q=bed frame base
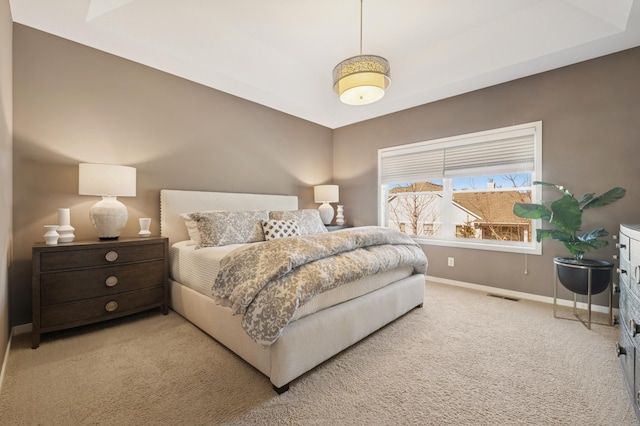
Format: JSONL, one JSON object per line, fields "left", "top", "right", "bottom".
{"left": 170, "top": 274, "right": 425, "bottom": 393}
{"left": 272, "top": 300, "right": 425, "bottom": 394}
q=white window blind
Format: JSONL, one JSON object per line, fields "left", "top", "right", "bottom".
{"left": 379, "top": 122, "right": 539, "bottom": 184}
{"left": 380, "top": 150, "right": 444, "bottom": 184}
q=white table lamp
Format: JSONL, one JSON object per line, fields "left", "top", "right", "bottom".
{"left": 79, "top": 163, "right": 136, "bottom": 240}
{"left": 314, "top": 185, "right": 339, "bottom": 225}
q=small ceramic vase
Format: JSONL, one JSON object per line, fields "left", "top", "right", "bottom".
{"left": 43, "top": 225, "right": 59, "bottom": 245}
{"left": 336, "top": 205, "right": 345, "bottom": 226}
{"left": 139, "top": 218, "right": 151, "bottom": 238}
{"left": 57, "top": 208, "right": 75, "bottom": 243}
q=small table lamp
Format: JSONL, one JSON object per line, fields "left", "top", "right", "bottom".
{"left": 314, "top": 185, "right": 339, "bottom": 225}
{"left": 79, "top": 163, "right": 136, "bottom": 240}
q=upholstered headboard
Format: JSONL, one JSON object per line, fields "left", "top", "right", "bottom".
{"left": 160, "top": 189, "right": 299, "bottom": 246}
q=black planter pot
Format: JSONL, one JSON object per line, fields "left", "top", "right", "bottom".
{"left": 553, "top": 257, "right": 614, "bottom": 296}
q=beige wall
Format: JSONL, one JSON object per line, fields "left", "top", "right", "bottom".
{"left": 0, "top": 0, "right": 12, "bottom": 367}
{"left": 10, "top": 23, "right": 640, "bottom": 326}
{"left": 11, "top": 25, "right": 333, "bottom": 326}
{"left": 334, "top": 47, "right": 640, "bottom": 303}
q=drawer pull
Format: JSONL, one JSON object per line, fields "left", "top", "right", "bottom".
{"left": 105, "top": 251, "right": 119, "bottom": 262}
{"left": 632, "top": 319, "right": 640, "bottom": 337}
{"left": 635, "top": 266, "right": 640, "bottom": 284}
{"left": 616, "top": 342, "right": 627, "bottom": 357}
{"left": 105, "top": 301, "right": 119, "bottom": 312}
{"left": 105, "top": 276, "right": 119, "bottom": 287}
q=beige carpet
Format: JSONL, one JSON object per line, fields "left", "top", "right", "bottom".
{"left": 0, "top": 281, "right": 636, "bottom": 425}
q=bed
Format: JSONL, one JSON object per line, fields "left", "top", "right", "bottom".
{"left": 160, "top": 189, "right": 427, "bottom": 393}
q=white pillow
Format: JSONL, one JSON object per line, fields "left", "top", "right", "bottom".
{"left": 180, "top": 212, "right": 205, "bottom": 245}
{"left": 261, "top": 219, "right": 300, "bottom": 240}
{"left": 268, "top": 210, "right": 327, "bottom": 235}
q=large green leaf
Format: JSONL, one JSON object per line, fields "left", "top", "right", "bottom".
{"left": 577, "top": 227, "right": 609, "bottom": 242}
{"left": 582, "top": 187, "right": 626, "bottom": 210}
{"left": 576, "top": 193, "right": 594, "bottom": 205}
{"left": 513, "top": 203, "right": 551, "bottom": 220}
{"left": 564, "top": 240, "right": 609, "bottom": 259}
{"left": 564, "top": 243, "right": 586, "bottom": 259}
{"left": 559, "top": 229, "right": 609, "bottom": 259}
{"left": 536, "top": 229, "right": 571, "bottom": 243}
{"left": 548, "top": 195, "right": 581, "bottom": 234}
{"left": 564, "top": 245, "right": 579, "bottom": 259}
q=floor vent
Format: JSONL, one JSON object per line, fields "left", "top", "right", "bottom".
{"left": 487, "top": 293, "right": 520, "bottom": 302}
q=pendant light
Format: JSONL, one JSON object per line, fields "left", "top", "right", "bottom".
{"left": 332, "top": 0, "right": 391, "bottom": 106}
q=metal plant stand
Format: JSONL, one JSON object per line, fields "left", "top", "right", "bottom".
{"left": 553, "top": 258, "right": 613, "bottom": 329}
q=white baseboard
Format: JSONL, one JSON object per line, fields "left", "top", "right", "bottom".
{"left": 12, "top": 323, "right": 32, "bottom": 335}
{"left": 0, "top": 323, "right": 33, "bottom": 395}
{"left": 0, "top": 328, "right": 13, "bottom": 396}
{"left": 427, "top": 275, "right": 619, "bottom": 316}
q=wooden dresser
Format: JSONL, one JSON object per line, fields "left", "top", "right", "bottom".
{"left": 617, "top": 224, "right": 640, "bottom": 419}
{"left": 32, "top": 236, "right": 169, "bottom": 348}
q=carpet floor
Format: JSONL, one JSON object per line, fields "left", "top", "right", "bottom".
{"left": 0, "top": 281, "right": 636, "bottom": 425}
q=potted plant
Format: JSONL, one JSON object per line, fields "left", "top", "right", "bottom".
{"left": 513, "top": 181, "right": 626, "bottom": 295}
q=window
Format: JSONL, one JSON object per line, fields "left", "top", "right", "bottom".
{"left": 378, "top": 121, "right": 542, "bottom": 254}
{"left": 422, "top": 223, "right": 435, "bottom": 236}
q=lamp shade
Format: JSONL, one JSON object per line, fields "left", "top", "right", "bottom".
{"left": 314, "top": 185, "right": 339, "bottom": 203}
{"left": 79, "top": 163, "right": 136, "bottom": 197}
{"left": 79, "top": 163, "right": 136, "bottom": 240}
{"left": 332, "top": 55, "right": 391, "bottom": 106}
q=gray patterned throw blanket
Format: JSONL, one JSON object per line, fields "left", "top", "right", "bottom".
{"left": 213, "top": 226, "right": 428, "bottom": 346}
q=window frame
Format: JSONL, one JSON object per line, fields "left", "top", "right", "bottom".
{"left": 378, "top": 121, "right": 542, "bottom": 255}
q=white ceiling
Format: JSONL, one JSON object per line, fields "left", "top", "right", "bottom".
{"left": 10, "top": 0, "right": 640, "bottom": 129}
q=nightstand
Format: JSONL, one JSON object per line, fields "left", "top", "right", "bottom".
{"left": 325, "top": 225, "right": 353, "bottom": 232}
{"left": 32, "top": 236, "right": 169, "bottom": 348}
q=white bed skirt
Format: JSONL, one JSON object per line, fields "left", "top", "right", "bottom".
{"left": 170, "top": 274, "right": 426, "bottom": 389}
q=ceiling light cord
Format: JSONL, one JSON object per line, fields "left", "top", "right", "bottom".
{"left": 359, "top": 0, "right": 363, "bottom": 55}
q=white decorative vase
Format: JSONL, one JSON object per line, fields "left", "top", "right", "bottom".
{"left": 336, "top": 205, "right": 345, "bottom": 226}
{"left": 43, "top": 225, "right": 59, "bottom": 245}
{"left": 138, "top": 218, "right": 151, "bottom": 238}
{"left": 57, "top": 208, "right": 75, "bottom": 243}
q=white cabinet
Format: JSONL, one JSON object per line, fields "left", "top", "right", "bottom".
{"left": 618, "top": 224, "right": 640, "bottom": 419}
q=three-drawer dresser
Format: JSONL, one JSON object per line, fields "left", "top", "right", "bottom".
{"left": 32, "top": 236, "right": 169, "bottom": 348}
{"left": 617, "top": 224, "right": 640, "bottom": 419}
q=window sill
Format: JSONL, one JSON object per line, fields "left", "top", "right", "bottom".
{"left": 411, "top": 236, "right": 541, "bottom": 255}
